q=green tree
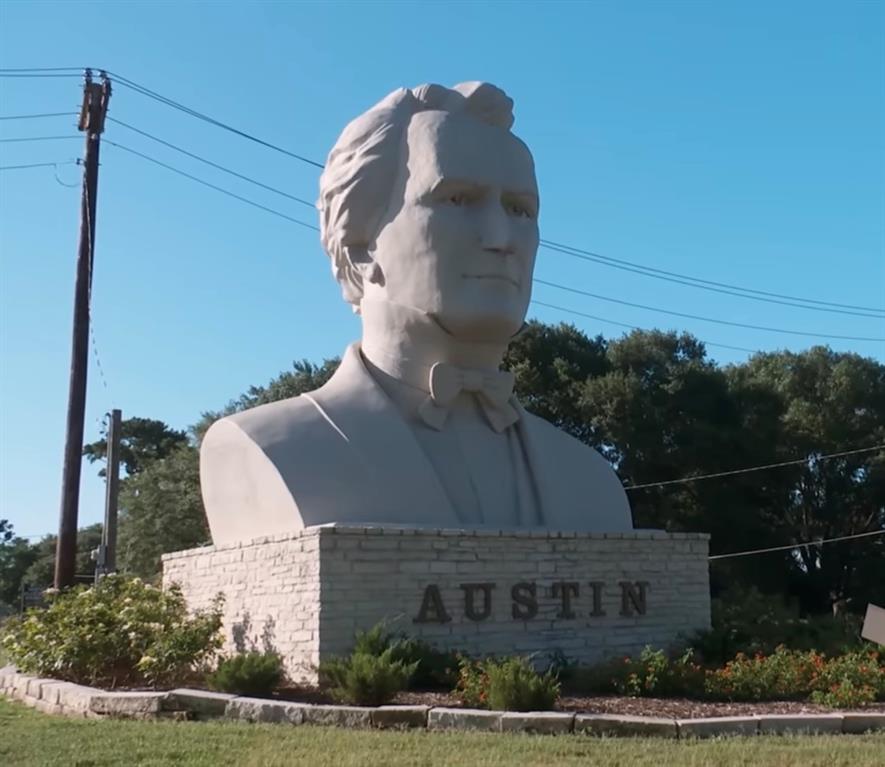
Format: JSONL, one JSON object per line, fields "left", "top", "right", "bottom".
{"left": 729, "top": 347, "right": 885, "bottom": 614}
{"left": 505, "top": 321, "right": 608, "bottom": 445}
{"left": 117, "top": 445, "right": 208, "bottom": 580}
{"left": 22, "top": 524, "right": 103, "bottom": 590}
{"left": 83, "top": 417, "right": 189, "bottom": 477}
{"left": 0, "top": 521, "right": 39, "bottom": 609}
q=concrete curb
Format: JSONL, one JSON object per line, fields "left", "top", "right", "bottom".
{"left": 576, "top": 713, "right": 678, "bottom": 738}
{"left": 676, "top": 716, "right": 760, "bottom": 738}
{"left": 1, "top": 668, "right": 884, "bottom": 737}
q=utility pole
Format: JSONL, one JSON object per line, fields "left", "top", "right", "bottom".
{"left": 55, "top": 69, "right": 111, "bottom": 589}
{"left": 95, "top": 408, "right": 122, "bottom": 582}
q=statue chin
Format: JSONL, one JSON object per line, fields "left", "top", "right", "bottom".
{"left": 434, "top": 308, "right": 526, "bottom": 344}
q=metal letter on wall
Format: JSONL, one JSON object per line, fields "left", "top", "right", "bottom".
{"left": 552, "top": 581, "right": 579, "bottom": 619}
{"left": 460, "top": 582, "right": 495, "bottom": 621}
{"left": 414, "top": 585, "right": 452, "bottom": 624}
{"left": 619, "top": 581, "right": 649, "bottom": 617}
{"left": 511, "top": 581, "right": 538, "bottom": 620}
{"left": 589, "top": 581, "right": 606, "bottom": 617}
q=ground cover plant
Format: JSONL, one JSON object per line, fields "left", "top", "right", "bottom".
{"left": 0, "top": 575, "right": 223, "bottom": 688}
{"left": 2, "top": 698, "right": 885, "bottom": 767}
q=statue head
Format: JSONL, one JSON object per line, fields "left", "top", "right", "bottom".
{"left": 318, "top": 82, "right": 539, "bottom": 343}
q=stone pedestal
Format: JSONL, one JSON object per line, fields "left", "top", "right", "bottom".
{"left": 162, "top": 525, "right": 710, "bottom": 683}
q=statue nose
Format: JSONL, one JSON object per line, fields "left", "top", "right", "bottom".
{"left": 480, "top": 203, "right": 515, "bottom": 255}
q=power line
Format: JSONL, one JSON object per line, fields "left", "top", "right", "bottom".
{"left": 530, "top": 299, "right": 758, "bottom": 354}
{"left": 709, "top": 530, "right": 884, "bottom": 561}
{"left": 534, "top": 278, "right": 885, "bottom": 343}
{"left": 0, "top": 67, "right": 84, "bottom": 73}
{"left": 102, "top": 136, "right": 882, "bottom": 346}
{"left": 0, "top": 112, "right": 77, "bottom": 121}
{"left": 103, "top": 140, "right": 319, "bottom": 232}
{"left": 0, "top": 135, "right": 80, "bottom": 143}
{"left": 105, "top": 117, "right": 316, "bottom": 209}
{"left": 0, "top": 160, "right": 76, "bottom": 171}
{"left": 540, "top": 240, "right": 885, "bottom": 319}
{"left": 107, "top": 72, "right": 325, "bottom": 169}
{"left": 624, "top": 445, "right": 885, "bottom": 491}
{"left": 110, "top": 73, "right": 883, "bottom": 318}
{"left": 6, "top": 67, "right": 882, "bottom": 320}
{"left": 541, "top": 238, "right": 885, "bottom": 316}
{"left": 0, "top": 72, "right": 83, "bottom": 79}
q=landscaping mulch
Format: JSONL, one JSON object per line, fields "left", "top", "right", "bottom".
{"left": 275, "top": 687, "right": 885, "bottom": 719}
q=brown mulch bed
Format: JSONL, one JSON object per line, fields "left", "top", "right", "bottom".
{"left": 275, "top": 687, "right": 885, "bottom": 718}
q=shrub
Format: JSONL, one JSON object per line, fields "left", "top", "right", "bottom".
{"left": 389, "top": 637, "right": 459, "bottom": 690}
{"left": 692, "top": 587, "right": 864, "bottom": 664}
{"left": 349, "top": 622, "right": 459, "bottom": 690}
{"left": 808, "top": 649, "right": 884, "bottom": 708}
{"left": 704, "top": 646, "right": 884, "bottom": 707}
{"left": 0, "top": 575, "right": 223, "bottom": 688}
{"left": 209, "top": 651, "right": 284, "bottom": 697}
{"left": 568, "top": 647, "right": 705, "bottom": 699}
{"left": 320, "top": 646, "right": 418, "bottom": 706}
{"left": 456, "top": 656, "right": 560, "bottom": 711}
{"left": 704, "top": 646, "right": 817, "bottom": 701}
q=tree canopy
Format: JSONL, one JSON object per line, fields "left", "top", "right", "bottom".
{"left": 5, "top": 325, "right": 882, "bottom": 617}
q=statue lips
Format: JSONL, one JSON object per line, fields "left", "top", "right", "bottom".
{"left": 462, "top": 272, "right": 522, "bottom": 289}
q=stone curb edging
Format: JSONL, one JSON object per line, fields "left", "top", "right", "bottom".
{"left": 2, "top": 667, "right": 884, "bottom": 737}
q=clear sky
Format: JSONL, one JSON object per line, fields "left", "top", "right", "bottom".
{"left": 1, "top": 1, "right": 883, "bottom": 542}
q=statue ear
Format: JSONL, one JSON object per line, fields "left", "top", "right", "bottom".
{"left": 344, "top": 245, "right": 384, "bottom": 286}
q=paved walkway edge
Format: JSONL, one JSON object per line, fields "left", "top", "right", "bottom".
{"left": 2, "top": 666, "right": 883, "bottom": 737}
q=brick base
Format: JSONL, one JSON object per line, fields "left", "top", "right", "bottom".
{"left": 162, "top": 525, "right": 711, "bottom": 683}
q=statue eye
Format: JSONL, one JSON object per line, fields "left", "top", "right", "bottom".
{"left": 448, "top": 193, "right": 467, "bottom": 206}
{"left": 507, "top": 202, "right": 530, "bottom": 218}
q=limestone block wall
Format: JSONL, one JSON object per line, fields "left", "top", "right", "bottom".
{"left": 163, "top": 526, "right": 710, "bottom": 683}
{"left": 162, "top": 532, "right": 322, "bottom": 680}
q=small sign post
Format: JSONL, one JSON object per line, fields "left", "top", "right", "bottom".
{"left": 861, "top": 603, "right": 885, "bottom": 647}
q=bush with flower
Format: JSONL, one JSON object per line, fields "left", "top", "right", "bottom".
{"left": 1, "top": 575, "right": 223, "bottom": 689}
{"left": 577, "top": 644, "right": 884, "bottom": 708}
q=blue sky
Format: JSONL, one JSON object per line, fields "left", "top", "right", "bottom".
{"left": 1, "top": 1, "right": 883, "bottom": 542}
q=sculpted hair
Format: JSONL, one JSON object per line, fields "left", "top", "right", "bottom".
{"left": 317, "top": 82, "right": 516, "bottom": 309}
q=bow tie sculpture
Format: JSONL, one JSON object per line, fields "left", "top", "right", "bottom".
{"left": 418, "top": 362, "right": 520, "bottom": 433}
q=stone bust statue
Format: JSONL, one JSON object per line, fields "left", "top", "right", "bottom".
{"left": 200, "top": 82, "right": 633, "bottom": 545}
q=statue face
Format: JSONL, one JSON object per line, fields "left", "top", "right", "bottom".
{"left": 365, "top": 110, "right": 539, "bottom": 342}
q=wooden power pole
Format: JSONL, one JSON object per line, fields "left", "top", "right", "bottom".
{"left": 55, "top": 70, "right": 111, "bottom": 589}
{"left": 95, "top": 408, "right": 122, "bottom": 581}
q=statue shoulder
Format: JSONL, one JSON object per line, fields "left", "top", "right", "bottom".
{"left": 205, "top": 393, "right": 326, "bottom": 450}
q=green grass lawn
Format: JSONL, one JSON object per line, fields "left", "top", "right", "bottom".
{"left": 1, "top": 699, "right": 884, "bottom": 767}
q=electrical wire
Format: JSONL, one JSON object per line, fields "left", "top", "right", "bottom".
{"left": 4, "top": 67, "right": 881, "bottom": 319}
{"left": 103, "top": 140, "right": 319, "bottom": 232}
{"left": 102, "top": 136, "right": 883, "bottom": 345}
{"left": 540, "top": 240, "right": 885, "bottom": 319}
{"left": 541, "top": 238, "right": 885, "bottom": 315}
{"left": 0, "top": 135, "right": 79, "bottom": 143}
{"left": 530, "top": 299, "right": 758, "bottom": 354}
{"left": 534, "top": 278, "right": 885, "bottom": 343}
{"left": 106, "top": 73, "right": 884, "bottom": 317}
{"left": 0, "top": 160, "right": 76, "bottom": 171}
{"left": 107, "top": 73, "right": 325, "bottom": 169}
{"left": 709, "top": 530, "right": 884, "bottom": 560}
{"left": 105, "top": 116, "right": 316, "bottom": 209}
{"left": 0, "top": 72, "right": 83, "bottom": 79}
{"left": 0, "top": 67, "right": 84, "bottom": 73}
{"left": 0, "top": 112, "right": 77, "bottom": 121}
{"left": 624, "top": 445, "right": 885, "bottom": 491}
